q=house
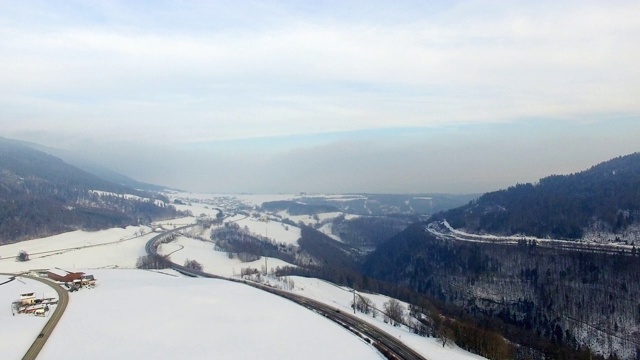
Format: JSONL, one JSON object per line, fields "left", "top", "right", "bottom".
{"left": 81, "top": 274, "right": 96, "bottom": 286}
{"left": 19, "top": 292, "right": 36, "bottom": 305}
{"left": 29, "top": 269, "right": 50, "bottom": 278}
{"left": 23, "top": 304, "right": 46, "bottom": 316}
{"left": 47, "top": 268, "right": 84, "bottom": 283}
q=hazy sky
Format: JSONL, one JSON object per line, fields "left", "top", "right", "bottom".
{"left": 1, "top": 1, "right": 639, "bottom": 194}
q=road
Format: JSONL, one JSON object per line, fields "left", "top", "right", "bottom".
{"left": 146, "top": 229, "right": 427, "bottom": 360}
{"left": 427, "top": 220, "right": 636, "bottom": 256}
{"left": 0, "top": 273, "right": 69, "bottom": 360}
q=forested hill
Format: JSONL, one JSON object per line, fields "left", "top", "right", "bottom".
{"left": 1, "top": 137, "right": 139, "bottom": 196}
{"left": 0, "top": 138, "right": 183, "bottom": 244}
{"left": 363, "top": 222, "right": 640, "bottom": 359}
{"left": 438, "top": 152, "right": 640, "bottom": 241}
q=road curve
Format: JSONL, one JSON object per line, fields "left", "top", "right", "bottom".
{"left": 146, "top": 228, "right": 427, "bottom": 360}
{"left": 0, "top": 273, "right": 69, "bottom": 360}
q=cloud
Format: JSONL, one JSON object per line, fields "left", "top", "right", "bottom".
{"left": 0, "top": 1, "right": 638, "bottom": 193}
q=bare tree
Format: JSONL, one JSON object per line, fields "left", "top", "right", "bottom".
{"left": 16, "top": 250, "right": 29, "bottom": 262}
{"left": 437, "top": 323, "right": 455, "bottom": 348}
{"left": 352, "top": 295, "right": 374, "bottom": 315}
{"left": 136, "top": 255, "right": 169, "bottom": 269}
{"left": 184, "top": 258, "right": 203, "bottom": 271}
{"left": 383, "top": 299, "right": 405, "bottom": 327}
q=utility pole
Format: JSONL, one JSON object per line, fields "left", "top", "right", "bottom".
{"left": 264, "top": 224, "right": 269, "bottom": 276}
{"left": 353, "top": 289, "right": 357, "bottom": 314}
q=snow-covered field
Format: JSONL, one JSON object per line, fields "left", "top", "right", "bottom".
{"left": 0, "top": 194, "right": 487, "bottom": 360}
{"left": 158, "top": 236, "right": 297, "bottom": 277}
{"left": 38, "top": 269, "right": 379, "bottom": 360}
{"left": 0, "top": 226, "right": 154, "bottom": 272}
{"left": 0, "top": 275, "right": 58, "bottom": 360}
{"left": 234, "top": 217, "right": 301, "bottom": 246}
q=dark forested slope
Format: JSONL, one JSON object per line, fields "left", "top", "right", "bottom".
{"left": 364, "top": 153, "right": 640, "bottom": 359}
{"left": 0, "top": 138, "right": 182, "bottom": 244}
{"left": 364, "top": 222, "right": 640, "bottom": 359}
{"left": 440, "top": 153, "right": 640, "bottom": 240}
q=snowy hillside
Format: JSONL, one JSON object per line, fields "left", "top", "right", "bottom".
{"left": 38, "top": 269, "right": 379, "bottom": 360}
{"left": 0, "top": 193, "right": 487, "bottom": 360}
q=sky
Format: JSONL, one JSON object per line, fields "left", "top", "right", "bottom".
{"left": 1, "top": 1, "right": 639, "bottom": 194}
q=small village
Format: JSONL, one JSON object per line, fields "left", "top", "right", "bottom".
{"left": 10, "top": 268, "right": 97, "bottom": 317}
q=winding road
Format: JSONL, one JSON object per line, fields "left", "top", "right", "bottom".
{"left": 146, "top": 227, "right": 427, "bottom": 360}
{"left": 0, "top": 273, "right": 69, "bottom": 360}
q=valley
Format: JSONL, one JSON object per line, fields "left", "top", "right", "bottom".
{"left": 0, "top": 193, "right": 485, "bottom": 360}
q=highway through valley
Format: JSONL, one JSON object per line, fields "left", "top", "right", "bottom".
{"left": 146, "top": 227, "right": 427, "bottom": 360}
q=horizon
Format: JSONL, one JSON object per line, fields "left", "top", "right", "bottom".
{"left": 1, "top": 1, "right": 639, "bottom": 194}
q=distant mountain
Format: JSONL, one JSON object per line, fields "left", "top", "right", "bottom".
{"left": 23, "top": 140, "right": 175, "bottom": 192}
{"left": 55, "top": 157, "right": 173, "bottom": 192}
{"left": 438, "top": 152, "right": 640, "bottom": 241}
{"left": 0, "top": 137, "right": 183, "bottom": 244}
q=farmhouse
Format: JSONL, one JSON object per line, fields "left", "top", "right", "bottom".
{"left": 19, "top": 292, "right": 36, "bottom": 305}
{"left": 81, "top": 274, "right": 96, "bottom": 286}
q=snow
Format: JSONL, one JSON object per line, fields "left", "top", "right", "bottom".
{"left": 157, "top": 236, "right": 297, "bottom": 277}
{"left": 0, "top": 275, "right": 58, "bottom": 360}
{"left": 89, "top": 190, "right": 166, "bottom": 206}
{"left": 172, "top": 201, "right": 221, "bottom": 218}
{"left": 37, "top": 269, "right": 380, "bottom": 360}
{"left": 152, "top": 216, "right": 197, "bottom": 227}
{"left": 234, "top": 194, "right": 298, "bottom": 206}
{"left": 318, "top": 223, "right": 342, "bottom": 241}
{"left": 0, "top": 226, "right": 154, "bottom": 272}
{"left": 233, "top": 217, "right": 301, "bottom": 246}
{"left": 429, "top": 220, "right": 636, "bottom": 251}
{"left": 0, "top": 194, "right": 487, "bottom": 360}
{"left": 288, "top": 277, "right": 487, "bottom": 360}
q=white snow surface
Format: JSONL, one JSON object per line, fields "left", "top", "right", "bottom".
{"left": 234, "top": 217, "right": 301, "bottom": 246}
{"left": 0, "top": 195, "right": 487, "bottom": 360}
{"left": 158, "top": 236, "right": 297, "bottom": 277}
{"left": 288, "top": 277, "right": 487, "bottom": 360}
{"left": 0, "top": 226, "right": 155, "bottom": 272}
{"left": 37, "top": 269, "right": 379, "bottom": 360}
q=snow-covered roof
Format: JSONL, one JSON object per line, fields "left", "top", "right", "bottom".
{"left": 47, "top": 268, "right": 68, "bottom": 277}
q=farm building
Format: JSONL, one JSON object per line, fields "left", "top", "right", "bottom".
{"left": 81, "top": 274, "right": 96, "bottom": 286}
{"left": 22, "top": 304, "right": 47, "bottom": 316}
{"left": 47, "top": 268, "right": 84, "bottom": 282}
{"left": 19, "top": 292, "right": 36, "bottom": 305}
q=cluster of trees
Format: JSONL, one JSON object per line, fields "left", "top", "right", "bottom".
{"left": 183, "top": 259, "right": 203, "bottom": 271}
{"left": 0, "top": 138, "right": 185, "bottom": 245}
{"left": 331, "top": 214, "right": 412, "bottom": 248}
{"left": 365, "top": 223, "right": 639, "bottom": 359}
{"left": 383, "top": 298, "right": 405, "bottom": 327}
{"left": 211, "top": 222, "right": 296, "bottom": 264}
{"left": 298, "top": 225, "right": 361, "bottom": 268}
{"left": 136, "top": 254, "right": 169, "bottom": 269}
{"left": 352, "top": 294, "right": 376, "bottom": 316}
{"left": 260, "top": 201, "right": 338, "bottom": 215}
{"left": 16, "top": 250, "right": 29, "bottom": 262}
